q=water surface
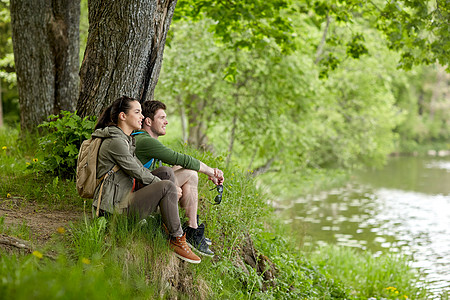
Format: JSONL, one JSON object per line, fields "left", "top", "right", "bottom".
{"left": 286, "top": 156, "right": 450, "bottom": 295}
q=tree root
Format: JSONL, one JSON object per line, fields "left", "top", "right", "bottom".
{"left": 238, "top": 232, "right": 278, "bottom": 291}
{"left": 0, "top": 233, "right": 33, "bottom": 255}
{"left": 0, "top": 233, "right": 57, "bottom": 260}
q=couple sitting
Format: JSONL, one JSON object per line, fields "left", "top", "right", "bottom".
{"left": 92, "top": 96, "right": 224, "bottom": 264}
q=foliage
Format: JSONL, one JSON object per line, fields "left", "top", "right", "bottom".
{"left": 308, "top": 244, "right": 429, "bottom": 299}
{"left": 79, "top": 0, "right": 88, "bottom": 66}
{"left": 0, "top": 0, "right": 19, "bottom": 126}
{"left": 156, "top": 15, "right": 408, "bottom": 182}
{"left": 309, "top": 50, "right": 402, "bottom": 169}
{"left": 375, "top": 0, "right": 450, "bottom": 71}
{"left": 0, "top": 0, "right": 14, "bottom": 79}
{"left": 175, "top": 0, "right": 450, "bottom": 71}
{"left": 34, "top": 111, "right": 96, "bottom": 178}
{"left": 174, "top": 0, "right": 295, "bottom": 53}
{"left": 1, "top": 0, "right": 448, "bottom": 175}
{"left": 392, "top": 65, "right": 450, "bottom": 152}
{"left": 306, "top": 0, "right": 450, "bottom": 72}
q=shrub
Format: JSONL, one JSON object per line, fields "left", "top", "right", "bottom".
{"left": 33, "top": 111, "right": 96, "bottom": 178}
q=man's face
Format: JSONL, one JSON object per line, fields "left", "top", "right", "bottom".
{"left": 149, "top": 109, "right": 168, "bottom": 137}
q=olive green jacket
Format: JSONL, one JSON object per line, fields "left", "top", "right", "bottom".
{"left": 92, "top": 126, "right": 160, "bottom": 213}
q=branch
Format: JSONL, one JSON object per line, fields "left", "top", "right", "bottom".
{"left": 367, "top": 0, "right": 382, "bottom": 12}
{"left": 251, "top": 156, "right": 276, "bottom": 176}
{"left": 0, "top": 233, "right": 32, "bottom": 253}
{"left": 0, "top": 234, "right": 57, "bottom": 259}
{"left": 315, "top": 14, "right": 331, "bottom": 64}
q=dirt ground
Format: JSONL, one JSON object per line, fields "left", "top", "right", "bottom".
{"left": 0, "top": 197, "right": 84, "bottom": 246}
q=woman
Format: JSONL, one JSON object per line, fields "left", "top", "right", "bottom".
{"left": 92, "top": 95, "right": 200, "bottom": 264}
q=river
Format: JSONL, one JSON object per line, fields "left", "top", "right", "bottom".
{"left": 286, "top": 155, "right": 450, "bottom": 296}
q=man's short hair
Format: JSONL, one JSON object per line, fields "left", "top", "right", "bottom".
{"left": 142, "top": 100, "right": 166, "bottom": 120}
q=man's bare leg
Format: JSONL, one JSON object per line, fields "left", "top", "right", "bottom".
{"left": 173, "top": 166, "right": 198, "bottom": 229}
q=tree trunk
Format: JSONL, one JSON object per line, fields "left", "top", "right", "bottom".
{"left": 10, "top": 0, "right": 80, "bottom": 132}
{"left": 77, "top": 0, "right": 177, "bottom": 117}
{"left": 226, "top": 113, "right": 237, "bottom": 167}
{"left": 185, "top": 94, "right": 213, "bottom": 151}
{"left": 176, "top": 95, "right": 188, "bottom": 143}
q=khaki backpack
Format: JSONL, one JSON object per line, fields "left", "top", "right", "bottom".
{"left": 76, "top": 137, "right": 119, "bottom": 215}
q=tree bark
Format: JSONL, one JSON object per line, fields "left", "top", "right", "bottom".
{"left": 77, "top": 0, "right": 177, "bottom": 117}
{"left": 10, "top": 0, "right": 80, "bottom": 132}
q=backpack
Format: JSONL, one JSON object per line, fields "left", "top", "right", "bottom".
{"left": 76, "top": 137, "right": 118, "bottom": 199}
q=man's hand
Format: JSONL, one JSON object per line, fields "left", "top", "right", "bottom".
{"left": 209, "top": 168, "right": 224, "bottom": 185}
{"left": 200, "top": 162, "right": 225, "bottom": 185}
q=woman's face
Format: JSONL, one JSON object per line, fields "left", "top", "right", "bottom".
{"left": 122, "top": 100, "right": 144, "bottom": 132}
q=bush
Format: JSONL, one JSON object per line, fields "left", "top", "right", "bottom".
{"left": 33, "top": 111, "right": 96, "bottom": 178}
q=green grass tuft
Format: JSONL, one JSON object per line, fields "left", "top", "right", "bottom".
{"left": 308, "top": 244, "right": 429, "bottom": 299}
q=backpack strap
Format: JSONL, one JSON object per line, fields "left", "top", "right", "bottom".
{"left": 131, "top": 131, "right": 155, "bottom": 169}
{"left": 143, "top": 158, "right": 154, "bottom": 169}
{"left": 95, "top": 165, "right": 120, "bottom": 217}
{"left": 130, "top": 131, "right": 144, "bottom": 135}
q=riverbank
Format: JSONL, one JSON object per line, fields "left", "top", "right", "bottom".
{"left": 280, "top": 155, "right": 450, "bottom": 299}
{"left": 0, "top": 127, "right": 433, "bottom": 299}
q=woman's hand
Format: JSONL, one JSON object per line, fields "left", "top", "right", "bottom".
{"left": 176, "top": 186, "right": 183, "bottom": 199}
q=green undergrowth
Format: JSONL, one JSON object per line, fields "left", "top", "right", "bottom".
{"left": 0, "top": 126, "right": 434, "bottom": 299}
{"left": 308, "top": 244, "right": 430, "bottom": 299}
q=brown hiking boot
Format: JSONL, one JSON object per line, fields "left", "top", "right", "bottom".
{"left": 170, "top": 233, "right": 201, "bottom": 264}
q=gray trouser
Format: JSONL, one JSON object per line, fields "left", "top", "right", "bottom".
{"left": 128, "top": 166, "right": 183, "bottom": 237}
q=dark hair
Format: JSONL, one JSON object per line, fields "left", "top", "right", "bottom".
{"left": 142, "top": 100, "right": 166, "bottom": 121}
{"left": 95, "top": 95, "right": 138, "bottom": 130}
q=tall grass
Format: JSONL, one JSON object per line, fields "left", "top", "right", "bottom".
{"left": 308, "top": 244, "right": 429, "bottom": 299}
{"left": 0, "top": 253, "right": 156, "bottom": 300}
{"left": 0, "top": 126, "right": 435, "bottom": 299}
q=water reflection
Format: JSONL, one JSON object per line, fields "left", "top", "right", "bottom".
{"left": 288, "top": 156, "right": 450, "bottom": 295}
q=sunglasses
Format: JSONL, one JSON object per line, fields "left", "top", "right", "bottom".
{"left": 209, "top": 184, "right": 223, "bottom": 205}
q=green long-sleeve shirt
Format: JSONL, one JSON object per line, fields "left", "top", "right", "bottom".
{"left": 133, "top": 130, "right": 200, "bottom": 172}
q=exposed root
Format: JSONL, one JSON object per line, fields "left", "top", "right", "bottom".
{"left": 0, "top": 233, "right": 32, "bottom": 254}
{"left": 239, "top": 232, "right": 278, "bottom": 291}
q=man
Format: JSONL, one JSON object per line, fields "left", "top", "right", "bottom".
{"left": 134, "top": 100, "right": 224, "bottom": 257}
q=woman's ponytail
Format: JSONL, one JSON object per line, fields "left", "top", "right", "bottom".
{"left": 94, "top": 105, "right": 113, "bottom": 130}
{"left": 94, "top": 95, "right": 137, "bottom": 130}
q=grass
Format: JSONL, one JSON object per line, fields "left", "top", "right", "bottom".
{"left": 0, "top": 126, "right": 438, "bottom": 299}
{"left": 308, "top": 244, "right": 429, "bottom": 299}
{"left": 0, "top": 216, "right": 31, "bottom": 240}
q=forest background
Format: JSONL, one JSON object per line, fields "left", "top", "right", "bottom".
{"left": 0, "top": 0, "right": 449, "bottom": 197}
